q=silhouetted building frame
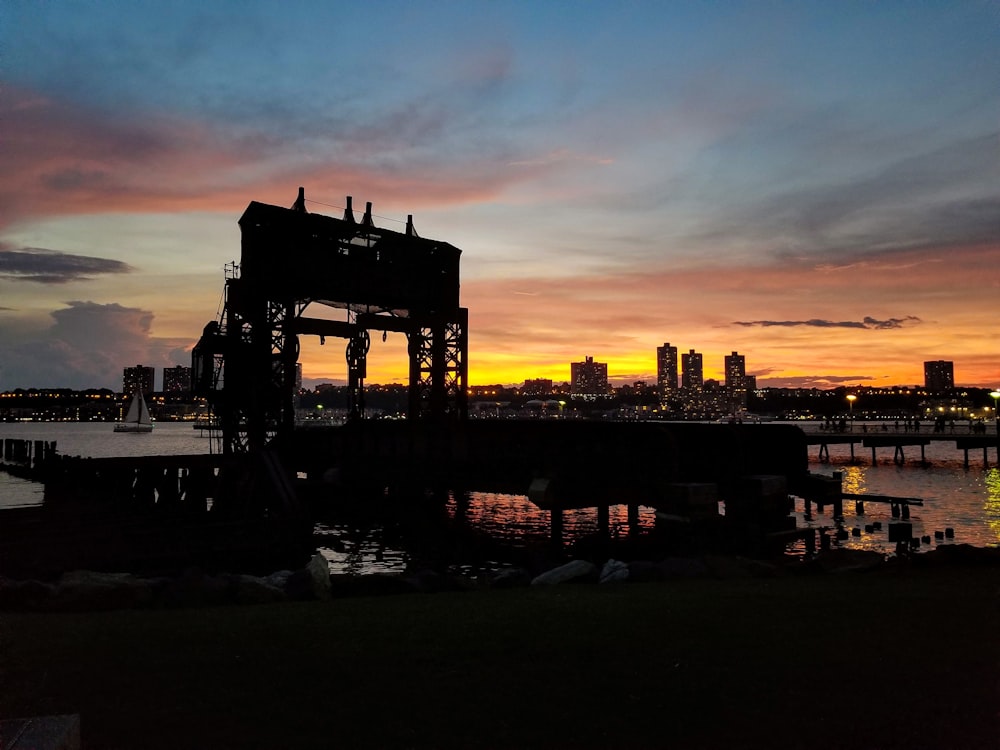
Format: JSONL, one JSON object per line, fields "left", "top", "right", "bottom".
{"left": 193, "top": 189, "right": 468, "bottom": 455}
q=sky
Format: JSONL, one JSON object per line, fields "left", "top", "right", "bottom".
{"left": 1, "top": 0, "right": 998, "bottom": 392}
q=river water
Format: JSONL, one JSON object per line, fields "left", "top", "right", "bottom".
{"left": 1, "top": 421, "right": 998, "bottom": 573}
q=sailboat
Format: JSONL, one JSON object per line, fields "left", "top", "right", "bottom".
{"left": 114, "top": 390, "right": 154, "bottom": 433}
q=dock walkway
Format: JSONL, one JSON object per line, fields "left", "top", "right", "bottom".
{"left": 806, "top": 432, "right": 998, "bottom": 467}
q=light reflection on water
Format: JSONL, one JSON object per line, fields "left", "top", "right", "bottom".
{"left": 797, "top": 439, "right": 1000, "bottom": 556}
{"left": 317, "top": 493, "right": 660, "bottom": 575}
{"left": 986, "top": 470, "right": 1000, "bottom": 541}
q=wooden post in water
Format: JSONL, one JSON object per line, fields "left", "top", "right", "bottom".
{"left": 832, "top": 471, "right": 844, "bottom": 519}
{"left": 597, "top": 503, "right": 610, "bottom": 537}
{"left": 550, "top": 508, "right": 563, "bottom": 545}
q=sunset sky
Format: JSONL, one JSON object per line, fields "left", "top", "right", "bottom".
{"left": 2, "top": 1, "right": 998, "bottom": 391}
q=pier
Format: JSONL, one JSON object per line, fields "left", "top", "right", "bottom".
{"left": 807, "top": 432, "right": 999, "bottom": 467}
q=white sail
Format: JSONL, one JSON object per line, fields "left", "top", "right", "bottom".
{"left": 114, "top": 391, "right": 154, "bottom": 432}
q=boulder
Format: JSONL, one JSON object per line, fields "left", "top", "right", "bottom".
{"left": 230, "top": 574, "right": 286, "bottom": 605}
{"left": 265, "top": 570, "right": 294, "bottom": 590}
{"left": 55, "top": 570, "right": 154, "bottom": 611}
{"left": 0, "top": 578, "right": 56, "bottom": 610}
{"left": 0, "top": 714, "right": 80, "bottom": 750}
{"left": 286, "top": 553, "right": 332, "bottom": 600}
{"left": 654, "top": 557, "right": 711, "bottom": 580}
{"left": 305, "top": 553, "right": 332, "bottom": 600}
{"left": 531, "top": 559, "right": 597, "bottom": 586}
{"left": 599, "top": 559, "right": 630, "bottom": 584}
{"left": 920, "top": 543, "right": 1000, "bottom": 566}
{"left": 816, "top": 548, "right": 886, "bottom": 574}
{"left": 490, "top": 567, "right": 532, "bottom": 589}
{"left": 161, "top": 570, "right": 232, "bottom": 608}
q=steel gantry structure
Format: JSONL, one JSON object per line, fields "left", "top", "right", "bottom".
{"left": 193, "top": 189, "right": 468, "bottom": 456}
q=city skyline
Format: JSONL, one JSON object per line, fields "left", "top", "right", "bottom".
{"left": 1, "top": 2, "right": 997, "bottom": 392}
{"left": 0, "top": 353, "right": 978, "bottom": 395}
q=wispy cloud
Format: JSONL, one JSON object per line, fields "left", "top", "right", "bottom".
{"left": 733, "top": 316, "right": 922, "bottom": 330}
{"left": 814, "top": 258, "right": 944, "bottom": 273}
{"left": 0, "top": 84, "right": 539, "bottom": 229}
{"left": 0, "top": 245, "right": 133, "bottom": 284}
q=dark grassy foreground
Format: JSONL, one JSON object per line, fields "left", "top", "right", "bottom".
{"left": 2, "top": 563, "right": 998, "bottom": 749}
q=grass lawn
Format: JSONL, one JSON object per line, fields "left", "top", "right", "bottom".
{"left": 2, "top": 563, "right": 998, "bottom": 749}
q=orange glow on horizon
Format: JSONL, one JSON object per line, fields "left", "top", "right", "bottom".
{"left": 298, "top": 350, "right": 998, "bottom": 390}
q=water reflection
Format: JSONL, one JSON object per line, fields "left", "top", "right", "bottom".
{"left": 316, "top": 522, "right": 410, "bottom": 575}
{"left": 984, "top": 469, "right": 1000, "bottom": 543}
{"left": 445, "top": 492, "right": 657, "bottom": 548}
{"left": 838, "top": 465, "right": 869, "bottom": 496}
{"left": 315, "top": 491, "right": 660, "bottom": 575}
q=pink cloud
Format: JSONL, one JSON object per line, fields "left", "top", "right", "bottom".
{"left": 0, "top": 84, "right": 536, "bottom": 230}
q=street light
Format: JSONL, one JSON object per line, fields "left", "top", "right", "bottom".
{"left": 846, "top": 394, "right": 857, "bottom": 432}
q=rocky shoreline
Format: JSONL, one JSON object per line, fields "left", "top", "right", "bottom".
{"left": 2, "top": 543, "right": 997, "bottom": 613}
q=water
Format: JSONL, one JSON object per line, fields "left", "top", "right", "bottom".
{"left": 2, "top": 421, "right": 997, "bottom": 573}
{"left": 0, "top": 422, "right": 212, "bottom": 509}
{"left": 793, "top": 422, "right": 1000, "bottom": 555}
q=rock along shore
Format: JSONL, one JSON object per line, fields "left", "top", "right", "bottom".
{"left": 2, "top": 544, "right": 997, "bottom": 613}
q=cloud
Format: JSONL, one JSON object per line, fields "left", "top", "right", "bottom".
{"left": 681, "top": 132, "right": 1000, "bottom": 265}
{"left": 0, "top": 244, "right": 133, "bottom": 284}
{"left": 0, "top": 83, "right": 559, "bottom": 232}
{"left": 814, "top": 257, "right": 943, "bottom": 274}
{"left": 0, "top": 301, "right": 191, "bottom": 390}
{"left": 757, "top": 374, "right": 880, "bottom": 389}
{"left": 733, "top": 316, "right": 922, "bottom": 330}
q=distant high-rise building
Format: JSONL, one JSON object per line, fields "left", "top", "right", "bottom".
{"left": 123, "top": 364, "right": 155, "bottom": 397}
{"left": 163, "top": 365, "right": 192, "bottom": 394}
{"left": 924, "top": 360, "right": 954, "bottom": 391}
{"left": 295, "top": 362, "right": 303, "bottom": 391}
{"left": 523, "top": 378, "right": 554, "bottom": 395}
{"left": 656, "top": 343, "right": 678, "bottom": 396}
{"left": 570, "top": 356, "right": 609, "bottom": 396}
{"left": 725, "top": 351, "right": 749, "bottom": 410}
{"left": 681, "top": 349, "right": 703, "bottom": 390}
{"left": 724, "top": 351, "right": 746, "bottom": 389}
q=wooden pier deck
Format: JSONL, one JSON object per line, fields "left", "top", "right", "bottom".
{"left": 806, "top": 432, "right": 999, "bottom": 467}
